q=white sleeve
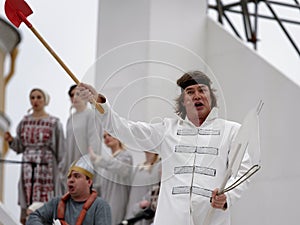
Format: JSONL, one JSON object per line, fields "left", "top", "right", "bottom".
{"left": 95, "top": 101, "right": 165, "bottom": 153}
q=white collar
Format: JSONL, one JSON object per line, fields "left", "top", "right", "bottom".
{"left": 183, "top": 107, "right": 219, "bottom": 127}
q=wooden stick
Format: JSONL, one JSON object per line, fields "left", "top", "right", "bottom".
{"left": 29, "top": 26, "right": 79, "bottom": 83}
{"left": 10, "top": 10, "right": 105, "bottom": 114}
{"left": 28, "top": 26, "right": 104, "bottom": 114}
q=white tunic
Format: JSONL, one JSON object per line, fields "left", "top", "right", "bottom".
{"left": 97, "top": 102, "right": 252, "bottom": 225}
{"left": 60, "top": 108, "right": 103, "bottom": 192}
{"left": 61, "top": 108, "right": 102, "bottom": 175}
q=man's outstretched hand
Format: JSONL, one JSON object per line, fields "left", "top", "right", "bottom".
{"left": 78, "top": 83, "right": 106, "bottom": 103}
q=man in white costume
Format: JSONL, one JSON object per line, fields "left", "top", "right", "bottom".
{"left": 78, "top": 71, "right": 252, "bottom": 225}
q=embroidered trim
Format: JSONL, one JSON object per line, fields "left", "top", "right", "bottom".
{"left": 175, "top": 145, "right": 196, "bottom": 153}
{"left": 177, "top": 129, "right": 220, "bottom": 136}
{"left": 194, "top": 166, "right": 216, "bottom": 176}
{"left": 175, "top": 145, "right": 218, "bottom": 155}
{"left": 177, "top": 129, "right": 198, "bottom": 136}
{"left": 192, "top": 186, "right": 212, "bottom": 198}
{"left": 196, "top": 147, "right": 218, "bottom": 155}
{"left": 172, "top": 186, "right": 190, "bottom": 195}
{"left": 174, "top": 166, "right": 193, "bottom": 174}
{"left": 172, "top": 186, "right": 212, "bottom": 198}
{"left": 174, "top": 166, "right": 216, "bottom": 176}
{"left": 198, "top": 129, "right": 220, "bottom": 135}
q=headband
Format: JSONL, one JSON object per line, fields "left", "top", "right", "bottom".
{"left": 178, "top": 78, "right": 211, "bottom": 90}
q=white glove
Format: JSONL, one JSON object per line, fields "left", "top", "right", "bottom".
{"left": 52, "top": 219, "right": 62, "bottom": 225}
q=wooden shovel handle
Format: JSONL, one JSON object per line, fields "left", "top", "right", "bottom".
{"left": 29, "top": 26, "right": 104, "bottom": 114}
{"left": 30, "top": 26, "right": 79, "bottom": 83}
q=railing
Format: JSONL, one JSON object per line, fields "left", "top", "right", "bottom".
{"left": 208, "top": 0, "right": 300, "bottom": 57}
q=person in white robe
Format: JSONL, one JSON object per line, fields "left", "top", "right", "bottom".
{"left": 124, "top": 152, "right": 161, "bottom": 225}
{"left": 60, "top": 85, "right": 103, "bottom": 194}
{"left": 90, "top": 131, "right": 133, "bottom": 225}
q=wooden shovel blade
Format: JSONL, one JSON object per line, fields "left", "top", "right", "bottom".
{"left": 4, "top": 0, "right": 33, "bottom": 27}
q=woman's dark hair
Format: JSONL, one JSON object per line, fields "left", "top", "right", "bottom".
{"left": 175, "top": 71, "right": 217, "bottom": 119}
{"left": 68, "top": 84, "right": 77, "bottom": 98}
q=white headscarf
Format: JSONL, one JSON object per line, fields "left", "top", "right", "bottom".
{"left": 30, "top": 88, "right": 50, "bottom": 106}
{"left": 27, "top": 88, "right": 50, "bottom": 113}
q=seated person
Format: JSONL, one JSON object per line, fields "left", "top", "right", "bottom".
{"left": 26, "top": 155, "right": 111, "bottom": 225}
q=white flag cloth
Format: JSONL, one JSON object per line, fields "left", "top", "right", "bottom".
{"left": 229, "top": 103, "right": 261, "bottom": 178}
{"left": 202, "top": 101, "right": 263, "bottom": 225}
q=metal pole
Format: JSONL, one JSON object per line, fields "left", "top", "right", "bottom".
{"left": 0, "top": 49, "right": 5, "bottom": 202}
{"left": 0, "top": 17, "right": 21, "bottom": 202}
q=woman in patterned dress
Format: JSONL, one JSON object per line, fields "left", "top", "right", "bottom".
{"left": 4, "top": 88, "right": 65, "bottom": 225}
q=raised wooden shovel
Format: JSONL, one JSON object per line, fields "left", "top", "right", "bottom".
{"left": 4, "top": 0, "right": 104, "bottom": 113}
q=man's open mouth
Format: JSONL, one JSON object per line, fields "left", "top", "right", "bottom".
{"left": 68, "top": 185, "right": 74, "bottom": 191}
{"left": 194, "top": 102, "right": 203, "bottom": 107}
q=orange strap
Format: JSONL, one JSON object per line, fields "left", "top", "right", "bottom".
{"left": 57, "top": 190, "right": 98, "bottom": 225}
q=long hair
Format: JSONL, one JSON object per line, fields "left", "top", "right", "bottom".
{"left": 68, "top": 84, "right": 77, "bottom": 97}
{"left": 175, "top": 71, "right": 217, "bottom": 119}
